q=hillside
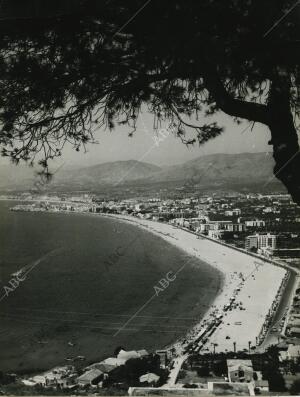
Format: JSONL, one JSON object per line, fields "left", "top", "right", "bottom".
{"left": 59, "top": 160, "right": 161, "bottom": 185}
{"left": 0, "top": 153, "right": 282, "bottom": 193}
{"left": 149, "top": 152, "right": 275, "bottom": 185}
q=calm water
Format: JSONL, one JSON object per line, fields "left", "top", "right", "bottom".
{"left": 0, "top": 200, "right": 222, "bottom": 373}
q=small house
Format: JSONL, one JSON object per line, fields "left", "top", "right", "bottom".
{"left": 287, "top": 344, "right": 300, "bottom": 361}
{"left": 139, "top": 373, "right": 160, "bottom": 387}
{"left": 77, "top": 369, "right": 103, "bottom": 387}
{"left": 227, "top": 359, "right": 254, "bottom": 383}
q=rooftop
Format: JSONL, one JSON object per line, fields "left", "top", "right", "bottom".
{"left": 77, "top": 369, "right": 103, "bottom": 382}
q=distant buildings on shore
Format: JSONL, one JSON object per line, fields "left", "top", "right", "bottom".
{"left": 21, "top": 348, "right": 164, "bottom": 390}
{"left": 8, "top": 190, "right": 300, "bottom": 261}
{"left": 245, "top": 233, "right": 300, "bottom": 258}
{"left": 245, "top": 233, "right": 277, "bottom": 252}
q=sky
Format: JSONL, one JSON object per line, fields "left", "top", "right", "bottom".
{"left": 0, "top": 109, "right": 272, "bottom": 170}
{"left": 59, "top": 110, "right": 271, "bottom": 168}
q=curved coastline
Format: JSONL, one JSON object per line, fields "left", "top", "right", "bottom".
{"left": 2, "top": 200, "right": 289, "bottom": 361}
{"left": 98, "top": 213, "right": 287, "bottom": 354}
{"left": 93, "top": 212, "right": 225, "bottom": 346}
{"left": 0, "top": 201, "right": 224, "bottom": 372}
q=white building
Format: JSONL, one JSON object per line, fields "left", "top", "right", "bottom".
{"left": 227, "top": 359, "right": 254, "bottom": 383}
{"left": 225, "top": 208, "right": 241, "bottom": 217}
{"left": 244, "top": 219, "right": 265, "bottom": 228}
{"left": 117, "top": 349, "right": 148, "bottom": 362}
{"left": 198, "top": 221, "right": 245, "bottom": 234}
{"left": 77, "top": 369, "right": 103, "bottom": 387}
{"left": 139, "top": 373, "right": 160, "bottom": 386}
{"left": 28, "top": 366, "right": 77, "bottom": 389}
{"left": 287, "top": 344, "right": 300, "bottom": 361}
{"left": 245, "top": 233, "right": 277, "bottom": 251}
{"left": 208, "top": 230, "right": 225, "bottom": 239}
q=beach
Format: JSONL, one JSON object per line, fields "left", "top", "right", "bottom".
{"left": 0, "top": 201, "right": 222, "bottom": 372}
{"left": 0, "top": 201, "right": 290, "bottom": 372}
{"left": 101, "top": 214, "right": 288, "bottom": 354}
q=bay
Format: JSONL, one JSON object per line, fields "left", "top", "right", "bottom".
{"left": 0, "top": 200, "right": 222, "bottom": 373}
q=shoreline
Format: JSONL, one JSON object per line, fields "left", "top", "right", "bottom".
{"left": 98, "top": 213, "right": 288, "bottom": 354}
{"left": 4, "top": 200, "right": 291, "bottom": 356}
{"left": 97, "top": 213, "right": 225, "bottom": 343}
{"left": 0, "top": 202, "right": 225, "bottom": 373}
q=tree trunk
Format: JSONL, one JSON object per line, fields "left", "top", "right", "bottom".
{"left": 268, "top": 72, "right": 300, "bottom": 205}
{"left": 205, "top": 67, "right": 300, "bottom": 205}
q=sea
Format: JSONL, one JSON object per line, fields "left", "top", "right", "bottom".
{"left": 0, "top": 200, "right": 222, "bottom": 373}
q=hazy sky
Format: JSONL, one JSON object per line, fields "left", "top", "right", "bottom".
{"left": 60, "top": 110, "right": 271, "bottom": 168}
{"left": 0, "top": 110, "right": 271, "bottom": 169}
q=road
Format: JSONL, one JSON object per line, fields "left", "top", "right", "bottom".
{"left": 257, "top": 272, "right": 299, "bottom": 352}
{"left": 165, "top": 354, "right": 188, "bottom": 387}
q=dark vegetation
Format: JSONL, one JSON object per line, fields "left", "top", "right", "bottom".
{"left": 103, "top": 354, "right": 169, "bottom": 389}
{"left": 0, "top": 1, "right": 299, "bottom": 202}
{"left": 186, "top": 348, "right": 287, "bottom": 392}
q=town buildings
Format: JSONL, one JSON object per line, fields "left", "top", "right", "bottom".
{"left": 227, "top": 359, "right": 254, "bottom": 383}
{"left": 10, "top": 190, "right": 300, "bottom": 260}
{"left": 77, "top": 369, "right": 104, "bottom": 387}
{"left": 245, "top": 233, "right": 277, "bottom": 253}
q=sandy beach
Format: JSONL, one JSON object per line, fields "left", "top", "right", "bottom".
{"left": 101, "top": 214, "right": 287, "bottom": 354}
{"left": 0, "top": 202, "right": 223, "bottom": 372}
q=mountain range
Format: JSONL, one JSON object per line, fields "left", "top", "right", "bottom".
{"left": 0, "top": 152, "right": 282, "bottom": 193}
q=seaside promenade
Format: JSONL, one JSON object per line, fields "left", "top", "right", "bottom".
{"left": 103, "top": 214, "right": 292, "bottom": 357}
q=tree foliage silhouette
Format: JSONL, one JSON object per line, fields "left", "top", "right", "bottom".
{"left": 0, "top": 0, "right": 299, "bottom": 201}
